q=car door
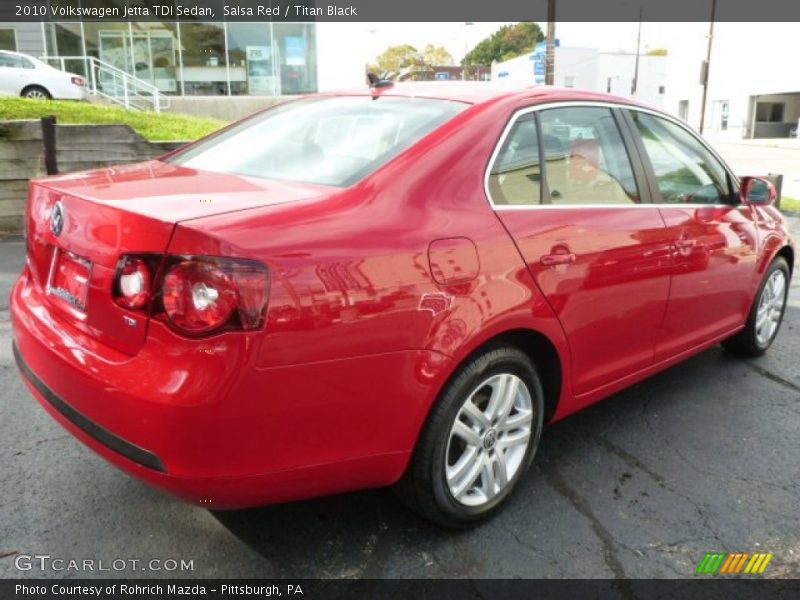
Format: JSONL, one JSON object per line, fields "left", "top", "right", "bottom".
{"left": 488, "top": 104, "right": 673, "bottom": 396}
{"left": 622, "top": 109, "right": 759, "bottom": 360}
{"left": 0, "top": 53, "right": 25, "bottom": 96}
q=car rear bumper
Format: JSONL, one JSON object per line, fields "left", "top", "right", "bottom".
{"left": 10, "top": 267, "right": 434, "bottom": 507}
{"left": 56, "top": 84, "right": 89, "bottom": 100}
{"left": 13, "top": 343, "right": 166, "bottom": 472}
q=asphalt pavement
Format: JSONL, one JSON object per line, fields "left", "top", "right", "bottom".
{"left": 1, "top": 223, "right": 799, "bottom": 579}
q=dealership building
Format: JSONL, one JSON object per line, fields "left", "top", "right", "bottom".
{"left": 0, "top": 21, "right": 365, "bottom": 116}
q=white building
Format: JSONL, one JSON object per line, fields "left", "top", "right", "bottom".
{"left": 491, "top": 45, "right": 667, "bottom": 107}
{"left": 665, "top": 22, "right": 800, "bottom": 140}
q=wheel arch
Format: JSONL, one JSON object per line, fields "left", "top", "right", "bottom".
{"left": 481, "top": 329, "right": 563, "bottom": 423}
{"left": 431, "top": 326, "right": 566, "bottom": 425}
{"left": 776, "top": 244, "right": 794, "bottom": 275}
{"left": 20, "top": 84, "right": 51, "bottom": 98}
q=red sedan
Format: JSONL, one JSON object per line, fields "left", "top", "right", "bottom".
{"left": 11, "top": 84, "right": 794, "bottom": 527}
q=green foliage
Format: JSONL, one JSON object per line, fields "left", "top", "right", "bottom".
{"left": 0, "top": 98, "right": 226, "bottom": 141}
{"left": 421, "top": 44, "right": 455, "bottom": 67}
{"left": 647, "top": 48, "right": 668, "bottom": 56}
{"left": 463, "top": 22, "right": 544, "bottom": 66}
{"left": 780, "top": 196, "right": 800, "bottom": 212}
{"left": 375, "top": 44, "right": 422, "bottom": 73}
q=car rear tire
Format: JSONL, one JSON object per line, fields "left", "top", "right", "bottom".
{"left": 21, "top": 85, "right": 51, "bottom": 100}
{"left": 397, "top": 344, "right": 544, "bottom": 527}
{"left": 723, "top": 256, "right": 790, "bottom": 357}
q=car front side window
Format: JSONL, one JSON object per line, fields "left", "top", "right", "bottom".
{"left": 631, "top": 111, "right": 734, "bottom": 205}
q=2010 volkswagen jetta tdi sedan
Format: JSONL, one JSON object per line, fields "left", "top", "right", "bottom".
{"left": 11, "top": 83, "right": 794, "bottom": 527}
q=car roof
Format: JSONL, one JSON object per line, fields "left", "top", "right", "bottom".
{"left": 318, "top": 82, "right": 650, "bottom": 110}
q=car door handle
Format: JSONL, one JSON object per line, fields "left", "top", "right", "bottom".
{"left": 540, "top": 253, "right": 576, "bottom": 266}
{"left": 674, "top": 239, "right": 697, "bottom": 249}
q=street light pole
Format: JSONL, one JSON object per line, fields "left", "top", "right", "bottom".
{"left": 699, "top": 0, "right": 717, "bottom": 134}
{"left": 546, "top": 0, "right": 556, "bottom": 85}
{"left": 632, "top": 8, "right": 642, "bottom": 96}
{"left": 463, "top": 22, "right": 473, "bottom": 81}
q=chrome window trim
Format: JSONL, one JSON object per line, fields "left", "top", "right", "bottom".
{"left": 483, "top": 100, "right": 741, "bottom": 211}
{"left": 492, "top": 203, "right": 744, "bottom": 211}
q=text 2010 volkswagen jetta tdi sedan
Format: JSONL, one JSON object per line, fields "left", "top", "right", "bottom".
{"left": 11, "top": 83, "right": 794, "bottom": 527}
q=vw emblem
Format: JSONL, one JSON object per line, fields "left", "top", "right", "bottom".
{"left": 483, "top": 428, "right": 498, "bottom": 451}
{"left": 51, "top": 201, "right": 64, "bottom": 236}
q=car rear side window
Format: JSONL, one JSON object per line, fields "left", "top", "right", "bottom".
{"left": 169, "top": 96, "right": 467, "bottom": 187}
{"left": 488, "top": 105, "right": 639, "bottom": 206}
{"left": 538, "top": 107, "right": 639, "bottom": 205}
{"left": 488, "top": 115, "right": 542, "bottom": 206}
{"left": 0, "top": 53, "right": 22, "bottom": 68}
{"left": 631, "top": 111, "right": 734, "bottom": 205}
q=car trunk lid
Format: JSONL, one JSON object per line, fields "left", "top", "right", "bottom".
{"left": 26, "top": 160, "right": 333, "bottom": 355}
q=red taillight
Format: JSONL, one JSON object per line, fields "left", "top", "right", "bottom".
{"left": 113, "top": 257, "right": 151, "bottom": 309}
{"left": 161, "top": 258, "right": 269, "bottom": 335}
{"left": 112, "top": 254, "right": 269, "bottom": 336}
{"left": 71, "top": 76, "right": 85, "bottom": 87}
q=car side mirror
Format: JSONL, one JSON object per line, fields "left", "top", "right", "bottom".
{"left": 740, "top": 176, "right": 777, "bottom": 206}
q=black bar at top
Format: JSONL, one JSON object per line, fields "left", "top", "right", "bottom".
{"left": 2, "top": 0, "right": 800, "bottom": 23}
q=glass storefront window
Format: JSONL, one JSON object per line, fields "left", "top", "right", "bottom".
{"left": 179, "top": 23, "right": 227, "bottom": 96}
{"left": 132, "top": 23, "right": 180, "bottom": 95}
{"left": 274, "top": 23, "right": 317, "bottom": 95}
{"left": 30, "top": 21, "right": 318, "bottom": 97}
{"left": 43, "top": 23, "right": 88, "bottom": 77}
{"left": 226, "top": 23, "right": 278, "bottom": 96}
{"left": 0, "top": 29, "right": 17, "bottom": 51}
{"left": 44, "top": 23, "right": 82, "bottom": 57}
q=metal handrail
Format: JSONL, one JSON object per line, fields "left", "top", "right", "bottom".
{"left": 39, "top": 55, "right": 170, "bottom": 112}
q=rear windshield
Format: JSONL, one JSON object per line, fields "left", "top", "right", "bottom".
{"left": 169, "top": 96, "right": 467, "bottom": 187}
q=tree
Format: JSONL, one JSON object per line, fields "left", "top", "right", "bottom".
{"left": 374, "top": 44, "right": 421, "bottom": 73}
{"left": 422, "top": 44, "right": 454, "bottom": 66}
{"left": 463, "top": 22, "right": 544, "bottom": 66}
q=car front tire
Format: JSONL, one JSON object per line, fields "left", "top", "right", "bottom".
{"left": 398, "top": 344, "right": 544, "bottom": 528}
{"left": 723, "top": 256, "right": 790, "bottom": 357}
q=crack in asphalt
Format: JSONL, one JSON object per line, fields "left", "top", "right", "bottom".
{"left": 359, "top": 521, "right": 392, "bottom": 578}
{"left": 745, "top": 362, "right": 800, "bottom": 395}
{"left": 540, "top": 467, "right": 634, "bottom": 599}
{"left": 641, "top": 387, "right": 797, "bottom": 497}
{"left": 593, "top": 436, "right": 667, "bottom": 489}
{"left": 639, "top": 397, "right": 733, "bottom": 549}
{"left": 11, "top": 434, "right": 71, "bottom": 459}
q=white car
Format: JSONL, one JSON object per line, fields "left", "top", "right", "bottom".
{"left": 0, "top": 50, "right": 87, "bottom": 100}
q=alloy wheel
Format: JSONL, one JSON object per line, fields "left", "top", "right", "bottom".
{"left": 755, "top": 269, "right": 787, "bottom": 346}
{"left": 25, "top": 89, "right": 48, "bottom": 99}
{"left": 445, "top": 373, "right": 534, "bottom": 507}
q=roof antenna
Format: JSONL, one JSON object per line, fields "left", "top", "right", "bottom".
{"left": 367, "top": 72, "right": 394, "bottom": 90}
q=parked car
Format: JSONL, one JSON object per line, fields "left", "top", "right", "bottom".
{"left": 0, "top": 50, "right": 87, "bottom": 100}
{"left": 11, "top": 84, "right": 794, "bottom": 527}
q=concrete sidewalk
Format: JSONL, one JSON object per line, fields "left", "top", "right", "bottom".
{"left": 712, "top": 141, "right": 800, "bottom": 200}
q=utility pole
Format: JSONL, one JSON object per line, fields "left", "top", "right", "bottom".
{"left": 546, "top": 0, "right": 556, "bottom": 85}
{"left": 463, "top": 22, "right": 473, "bottom": 81}
{"left": 699, "top": 0, "right": 717, "bottom": 134}
{"left": 631, "top": 8, "right": 642, "bottom": 96}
